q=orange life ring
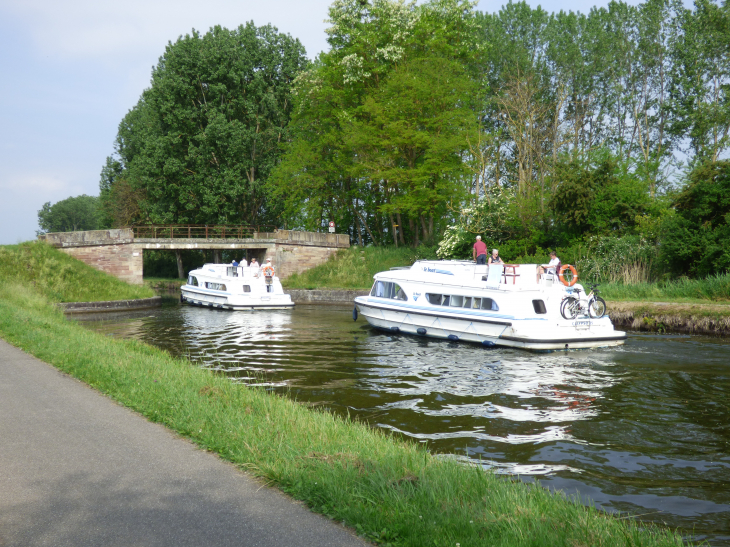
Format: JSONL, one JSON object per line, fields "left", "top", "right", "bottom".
{"left": 262, "top": 265, "right": 275, "bottom": 277}
{"left": 559, "top": 264, "right": 578, "bottom": 286}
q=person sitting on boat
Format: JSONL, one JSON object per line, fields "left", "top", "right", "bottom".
{"left": 488, "top": 249, "right": 504, "bottom": 266}
{"left": 232, "top": 259, "right": 239, "bottom": 267}
{"left": 537, "top": 251, "right": 561, "bottom": 282}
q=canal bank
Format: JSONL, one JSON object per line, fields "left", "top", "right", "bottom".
{"left": 608, "top": 300, "right": 730, "bottom": 336}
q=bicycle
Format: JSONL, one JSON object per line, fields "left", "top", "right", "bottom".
{"left": 560, "top": 283, "right": 607, "bottom": 319}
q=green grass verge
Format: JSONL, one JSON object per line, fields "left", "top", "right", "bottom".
{"left": 600, "top": 274, "right": 730, "bottom": 303}
{"left": 283, "top": 246, "right": 439, "bottom": 290}
{"left": 0, "top": 242, "right": 154, "bottom": 302}
{"left": 0, "top": 270, "right": 688, "bottom": 545}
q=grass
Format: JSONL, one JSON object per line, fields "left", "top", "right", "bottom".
{"left": 600, "top": 273, "right": 730, "bottom": 304}
{"left": 0, "top": 251, "right": 689, "bottom": 546}
{"left": 283, "top": 246, "right": 438, "bottom": 290}
{"left": 0, "top": 241, "right": 154, "bottom": 302}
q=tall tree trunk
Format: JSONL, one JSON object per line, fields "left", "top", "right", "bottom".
{"left": 420, "top": 216, "right": 429, "bottom": 244}
{"left": 409, "top": 217, "right": 419, "bottom": 247}
{"left": 175, "top": 250, "right": 185, "bottom": 279}
{"left": 389, "top": 213, "right": 398, "bottom": 247}
{"left": 355, "top": 209, "right": 377, "bottom": 245}
{"left": 396, "top": 212, "right": 405, "bottom": 246}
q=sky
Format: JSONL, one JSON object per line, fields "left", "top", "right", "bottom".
{"left": 0, "top": 0, "right": 682, "bottom": 244}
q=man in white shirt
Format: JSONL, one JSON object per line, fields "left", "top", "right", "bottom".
{"left": 537, "top": 251, "right": 560, "bottom": 282}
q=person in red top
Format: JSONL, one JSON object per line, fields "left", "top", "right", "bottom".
{"left": 473, "top": 235, "right": 488, "bottom": 264}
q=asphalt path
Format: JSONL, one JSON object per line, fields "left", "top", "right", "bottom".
{"left": 0, "top": 339, "right": 369, "bottom": 547}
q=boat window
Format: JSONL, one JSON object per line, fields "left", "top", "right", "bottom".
{"left": 532, "top": 299, "right": 547, "bottom": 314}
{"left": 472, "top": 298, "right": 481, "bottom": 309}
{"left": 205, "top": 282, "right": 227, "bottom": 291}
{"left": 371, "top": 281, "right": 385, "bottom": 297}
{"left": 188, "top": 276, "right": 198, "bottom": 286}
{"left": 371, "top": 281, "right": 407, "bottom": 301}
{"left": 243, "top": 285, "right": 251, "bottom": 293}
{"left": 441, "top": 295, "right": 450, "bottom": 306}
{"left": 426, "top": 293, "right": 441, "bottom": 305}
{"left": 226, "top": 267, "right": 239, "bottom": 277}
{"left": 463, "top": 297, "right": 472, "bottom": 308}
{"left": 450, "top": 295, "right": 464, "bottom": 307}
{"left": 481, "top": 298, "right": 499, "bottom": 311}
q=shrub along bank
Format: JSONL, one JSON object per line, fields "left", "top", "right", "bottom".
{"left": 0, "top": 248, "right": 687, "bottom": 546}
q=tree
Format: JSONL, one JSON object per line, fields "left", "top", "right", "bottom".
{"left": 37, "top": 195, "right": 100, "bottom": 234}
{"left": 271, "top": 0, "right": 480, "bottom": 246}
{"left": 104, "top": 23, "right": 308, "bottom": 227}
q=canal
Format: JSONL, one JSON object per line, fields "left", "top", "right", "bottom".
{"left": 77, "top": 301, "right": 730, "bottom": 545}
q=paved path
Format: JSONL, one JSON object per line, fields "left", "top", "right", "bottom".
{"left": 0, "top": 339, "right": 369, "bottom": 547}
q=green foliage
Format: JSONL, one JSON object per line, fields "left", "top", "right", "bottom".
{"left": 659, "top": 160, "right": 730, "bottom": 277}
{"left": 37, "top": 194, "right": 101, "bottom": 235}
{"left": 106, "top": 23, "right": 307, "bottom": 227}
{"left": 550, "top": 155, "right": 661, "bottom": 241}
{"left": 0, "top": 242, "right": 153, "bottom": 302}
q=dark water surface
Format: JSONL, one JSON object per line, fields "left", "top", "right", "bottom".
{"left": 77, "top": 302, "right": 730, "bottom": 545}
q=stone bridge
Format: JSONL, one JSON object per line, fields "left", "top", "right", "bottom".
{"left": 39, "top": 228, "right": 350, "bottom": 285}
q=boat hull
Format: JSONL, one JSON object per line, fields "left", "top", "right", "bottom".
{"left": 354, "top": 297, "right": 626, "bottom": 351}
{"left": 181, "top": 287, "right": 294, "bottom": 310}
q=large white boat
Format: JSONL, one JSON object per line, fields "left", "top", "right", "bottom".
{"left": 181, "top": 263, "right": 294, "bottom": 310}
{"left": 353, "top": 260, "right": 626, "bottom": 351}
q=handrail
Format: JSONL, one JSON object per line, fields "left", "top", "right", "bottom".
{"left": 131, "top": 224, "right": 278, "bottom": 240}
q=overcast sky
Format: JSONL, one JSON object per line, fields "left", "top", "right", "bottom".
{"left": 0, "top": 0, "right": 682, "bottom": 244}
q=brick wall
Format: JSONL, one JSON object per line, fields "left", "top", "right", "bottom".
{"left": 60, "top": 244, "right": 143, "bottom": 285}
{"left": 273, "top": 245, "right": 342, "bottom": 279}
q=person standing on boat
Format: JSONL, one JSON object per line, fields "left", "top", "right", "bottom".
{"left": 262, "top": 257, "right": 276, "bottom": 292}
{"left": 239, "top": 257, "right": 248, "bottom": 267}
{"left": 488, "top": 249, "right": 504, "bottom": 266}
{"left": 249, "top": 257, "right": 259, "bottom": 276}
{"left": 473, "top": 236, "right": 488, "bottom": 264}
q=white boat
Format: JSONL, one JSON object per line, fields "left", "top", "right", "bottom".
{"left": 353, "top": 260, "right": 626, "bottom": 351}
{"left": 181, "top": 263, "right": 294, "bottom": 310}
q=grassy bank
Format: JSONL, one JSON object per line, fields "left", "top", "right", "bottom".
{"left": 0, "top": 242, "right": 154, "bottom": 302}
{"left": 0, "top": 250, "right": 687, "bottom": 545}
{"left": 283, "top": 246, "right": 438, "bottom": 290}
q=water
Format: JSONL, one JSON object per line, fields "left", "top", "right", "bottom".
{"left": 77, "top": 301, "right": 730, "bottom": 545}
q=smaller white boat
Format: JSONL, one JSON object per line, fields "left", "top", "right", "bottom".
{"left": 181, "top": 263, "right": 294, "bottom": 310}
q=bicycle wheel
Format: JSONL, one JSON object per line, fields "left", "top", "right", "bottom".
{"left": 589, "top": 296, "right": 607, "bottom": 318}
{"left": 561, "top": 297, "right": 579, "bottom": 320}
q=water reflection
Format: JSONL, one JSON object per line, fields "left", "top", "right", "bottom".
{"left": 77, "top": 303, "right": 730, "bottom": 545}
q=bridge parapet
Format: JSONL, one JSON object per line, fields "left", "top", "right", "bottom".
{"left": 40, "top": 228, "right": 134, "bottom": 248}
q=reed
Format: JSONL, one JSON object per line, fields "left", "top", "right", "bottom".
{"left": 0, "top": 272, "right": 688, "bottom": 545}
